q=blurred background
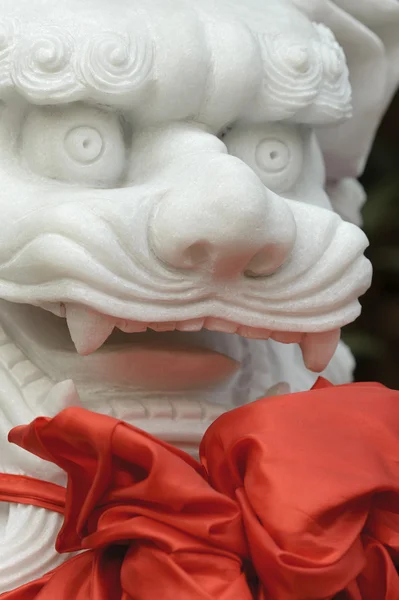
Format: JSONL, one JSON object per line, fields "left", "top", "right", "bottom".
{"left": 343, "top": 92, "right": 399, "bottom": 389}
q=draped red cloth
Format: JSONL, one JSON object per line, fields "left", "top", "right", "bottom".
{"left": 2, "top": 378, "right": 399, "bottom": 599}
{"left": 0, "top": 473, "right": 65, "bottom": 513}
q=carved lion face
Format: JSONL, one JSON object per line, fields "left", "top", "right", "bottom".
{"left": 0, "top": 0, "right": 372, "bottom": 437}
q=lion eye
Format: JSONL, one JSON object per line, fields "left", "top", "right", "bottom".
{"left": 255, "top": 139, "right": 291, "bottom": 173}
{"left": 64, "top": 126, "right": 105, "bottom": 164}
{"left": 21, "top": 104, "right": 126, "bottom": 188}
{"left": 222, "top": 123, "right": 304, "bottom": 194}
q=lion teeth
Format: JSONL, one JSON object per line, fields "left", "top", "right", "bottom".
{"left": 40, "top": 380, "right": 81, "bottom": 416}
{"left": 271, "top": 332, "right": 304, "bottom": 344}
{"left": 176, "top": 319, "right": 205, "bottom": 332}
{"left": 148, "top": 322, "right": 177, "bottom": 332}
{"left": 299, "top": 329, "right": 341, "bottom": 372}
{"left": 263, "top": 382, "right": 291, "bottom": 397}
{"left": 236, "top": 326, "right": 272, "bottom": 339}
{"left": 65, "top": 305, "right": 115, "bottom": 355}
{"left": 63, "top": 304, "right": 341, "bottom": 366}
{"left": 204, "top": 318, "right": 238, "bottom": 334}
{"left": 117, "top": 320, "right": 148, "bottom": 333}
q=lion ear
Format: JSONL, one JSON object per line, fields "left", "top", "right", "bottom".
{"left": 293, "top": 0, "right": 399, "bottom": 180}
{"left": 333, "top": 0, "right": 399, "bottom": 93}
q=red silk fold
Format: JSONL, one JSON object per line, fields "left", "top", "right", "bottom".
{"left": 2, "top": 379, "right": 399, "bottom": 599}
{"left": 0, "top": 473, "right": 65, "bottom": 513}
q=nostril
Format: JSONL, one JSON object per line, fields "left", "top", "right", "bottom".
{"left": 244, "top": 240, "right": 294, "bottom": 278}
{"left": 182, "top": 242, "right": 211, "bottom": 269}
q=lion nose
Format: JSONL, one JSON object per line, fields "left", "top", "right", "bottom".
{"left": 150, "top": 156, "right": 297, "bottom": 278}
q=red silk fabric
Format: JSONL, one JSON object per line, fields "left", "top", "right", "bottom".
{"left": 2, "top": 379, "right": 399, "bottom": 599}
{"left": 0, "top": 473, "right": 65, "bottom": 514}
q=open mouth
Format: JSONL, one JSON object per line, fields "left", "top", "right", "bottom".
{"left": 63, "top": 303, "right": 341, "bottom": 374}
{"left": 0, "top": 299, "right": 345, "bottom": 450}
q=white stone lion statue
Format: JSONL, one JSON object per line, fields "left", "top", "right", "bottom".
{"left": 0, "top": 0, "right": 398, "bottom": 591}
